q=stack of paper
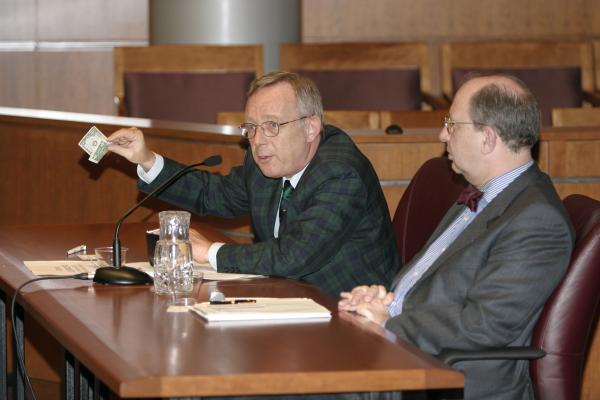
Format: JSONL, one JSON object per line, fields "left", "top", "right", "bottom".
{"left": 126, "top": 261, "right": 265, "bottom": 281}
{"left": 190, "top": 297, "right": 332, "bottom": 322}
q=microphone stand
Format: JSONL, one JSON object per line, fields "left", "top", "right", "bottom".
{"left": 93, "top": 155, "right": 222, "bottom": 285}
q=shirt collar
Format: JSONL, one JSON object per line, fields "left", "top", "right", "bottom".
{"left": 480, "top": 160, "right": 534, "bottom": 204}
{"left": 283, "top": 163, "right": 309, "bottom": 189}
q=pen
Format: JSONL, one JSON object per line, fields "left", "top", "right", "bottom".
{"left": 67, "top": 244, "right": 86, "bottom": 255}
{"left": 209, "top": 299, "right": 257, "bottom": 305}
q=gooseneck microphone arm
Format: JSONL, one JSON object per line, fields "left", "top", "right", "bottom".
{"left": 93, "top": 154, "right": 222, "bottom": 285}
{"left": 112, "top": 154, "right": 222, "bottom": 268}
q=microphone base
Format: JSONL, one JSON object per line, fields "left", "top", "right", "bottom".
{"left": 93, "top": 266, "right": 153, "bottom": 285}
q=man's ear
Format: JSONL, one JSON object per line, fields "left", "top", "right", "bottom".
{"left": 305, "top": 115, "right": 322, "bottom": 143}
{"left": 481, "top": 126, "right": 497, "bottom": 155}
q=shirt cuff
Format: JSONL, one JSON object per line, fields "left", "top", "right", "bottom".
{"left": 137, "top": 153, "right": 164, "bottom": 184}
{"left": 208, "top": 242, "right": 225, "bottom": 270}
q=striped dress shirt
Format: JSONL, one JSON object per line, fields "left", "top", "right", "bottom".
{"left": 388, "top": 160, "right": 534, "bottom": 316}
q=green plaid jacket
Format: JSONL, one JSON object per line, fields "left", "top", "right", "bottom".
{"left": 138, "top": 125, "right": 400, "bottom": 297}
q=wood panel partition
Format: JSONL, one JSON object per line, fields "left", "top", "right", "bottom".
{"left": 2, "top": 107, "right": 600, "bottom": 223}
{"left": 0, "top": 107, "right": 599, "bottom": 399}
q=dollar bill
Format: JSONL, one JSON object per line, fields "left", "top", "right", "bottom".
{"left": 79, "top": 126, "right": 109, "bottom": 163}
{"left": 88, "top": 140, "right": 109, "bottom": 163}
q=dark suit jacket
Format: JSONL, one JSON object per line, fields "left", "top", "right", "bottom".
{"left": 138, "top": 125, "right": 399, "bottom": 297}
{"left": 385, "top": 164, "right": 574, "bottom": 400}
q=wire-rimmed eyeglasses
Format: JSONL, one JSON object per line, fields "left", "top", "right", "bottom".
{"left": 239, "top": 116, "right": 310, "bottom": 139}
{"left": 443, "top": 115, "right": 485, "bottom": 135}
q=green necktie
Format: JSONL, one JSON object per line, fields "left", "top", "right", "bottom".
{"left": 279, "top": 180, "right": 294, "bottom": 232}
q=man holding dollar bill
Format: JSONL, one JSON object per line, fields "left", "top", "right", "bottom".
{"left": 107, "top": 72, "right": 399, "bottom": 298}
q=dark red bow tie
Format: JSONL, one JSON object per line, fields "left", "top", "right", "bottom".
{"left": 457, "top": 184, "right": 484, "bottom": 212}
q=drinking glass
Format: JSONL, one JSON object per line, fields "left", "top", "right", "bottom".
{"left": 153, "top": 239, "right": 194, "bottom": 298}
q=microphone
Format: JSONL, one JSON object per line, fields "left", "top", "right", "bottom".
{"left": 93, "top": 155, "right": 222, "bottom": 285}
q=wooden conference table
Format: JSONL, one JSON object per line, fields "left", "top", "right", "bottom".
{"left": 0, "top": 223, "right": 463, "bottom": 399}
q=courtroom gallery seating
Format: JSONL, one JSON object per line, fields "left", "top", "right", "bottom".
{"left": 441, "top": 40, "right": 600, "bottom": 126}
{"left": 280, "top": 42, "right": 447, "bottom": 112}
{"left": 439, "top": 194, "right": 600, "bottom": 400}
{"left": 113, "top": 45, "right": 263, "bottom": 124}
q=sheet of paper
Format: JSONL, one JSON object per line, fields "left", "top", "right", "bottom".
{"left": 190, "top": 297, "right": 332, "bottom": 323}
{"left": 126, "top": 261, "right": 265, "bottom": 281}
{"left": 24, "top": 260, "right": 98, "bottom": 276}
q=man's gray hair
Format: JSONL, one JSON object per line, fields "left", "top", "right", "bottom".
{"left": 247, "top": 71, "right": 324, "bottom": 122}
{"left": 468, "top": 74, "right": 540, "bottom": 153}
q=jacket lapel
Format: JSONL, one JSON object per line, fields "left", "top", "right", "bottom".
{"left": 394, "top": 164, "right": 542, "bottom": 287}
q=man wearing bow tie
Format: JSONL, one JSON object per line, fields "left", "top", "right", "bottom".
{"left": 339, "top": 74, "right": 574, "bottom": 400}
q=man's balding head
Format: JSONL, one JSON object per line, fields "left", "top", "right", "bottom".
{"left": 463, "top": 74, "right": 540, "bottom": 153}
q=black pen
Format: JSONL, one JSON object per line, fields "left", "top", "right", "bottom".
{"left": 209, "top": 299, "right": 257, "bottom": 305}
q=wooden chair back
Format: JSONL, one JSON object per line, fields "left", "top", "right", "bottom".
{"left": 552, "top": 107, "right": 600, "bottom": 127}
{"left": 114, "top": 45, "right": 263, "bottom": 123}
{"left": 280, "top": 42, "right": 434, "bottom": 111}
{"left": 441, "top": 41, "right": 595, "bottom": 125}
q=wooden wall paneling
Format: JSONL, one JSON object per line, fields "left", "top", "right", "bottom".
{"left": 562, "top": 140, "right": 600, "bottom": 177}
{"left": 0, "top": 0, "right": 35, "bottom": 40}
{"left": 595, "top": 40, "right": 600, "bottom": 92}
{"left": 547, "top": 140, "right": 600, "bottom": 177}
{"left": 0, "top": 111, "right": 247, "bottom": 227}
{"left": 36, "top": 0, "right": 148, "bottom": 41}
{"left": 37, "top": 50, "right": 116, "bottom": 115}
{"left": 356, "top": 141, "right": 446, "bottom": 180}
{"left": 301, "top": 0, "right": 600, "bottom": 43}
{"left": 535, "top": 141, "right": 549, "bottom": 174}
{"left": 382, "top": 186, "right": 407, "bottom": 216}
{"left": 0, "top": 51, "right": 37, "bottom": 108}
{"left": 554, "top": 183, "right": 600, "bottom": 201}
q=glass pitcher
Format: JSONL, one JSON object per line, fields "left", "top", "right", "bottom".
{"left": 153, "top": 211, "right": 194, "bottom": 295}
{"left": 159, "top": 210, "right": 191, "bottom": 241}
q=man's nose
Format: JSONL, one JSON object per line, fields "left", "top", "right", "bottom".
{"left": 439, "top": 126, "right": 450, "bottom": 142}
{"left": 253, "top": 126, "right": 268, "bottom": 144}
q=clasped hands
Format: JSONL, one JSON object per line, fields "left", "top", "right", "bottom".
{"left": 338, "top": 285, "right": 394, "bottom": 325}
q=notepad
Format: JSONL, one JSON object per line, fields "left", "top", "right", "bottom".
{"left": 190, "top": 297, "right": 332, "bottom": 322}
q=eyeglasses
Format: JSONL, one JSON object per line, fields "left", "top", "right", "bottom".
{"left": 443, "top": 115, "right": 485, "bottom": 135}
{"left": 239, "top": 116, "right": 309, "bottom": 139}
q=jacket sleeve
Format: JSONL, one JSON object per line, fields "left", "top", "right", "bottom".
{"left": 137, "top": 156, "right": 250, "bottom": 218}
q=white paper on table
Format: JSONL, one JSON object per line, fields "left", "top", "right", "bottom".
{"left": 23, "top": 260, "right": 98, "bottom": 276}
{"left": 126, "top": 261, "right": 265, "bottom": 281}
{"left": 190, "top": 297, "right": 332, "bottom": 323}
